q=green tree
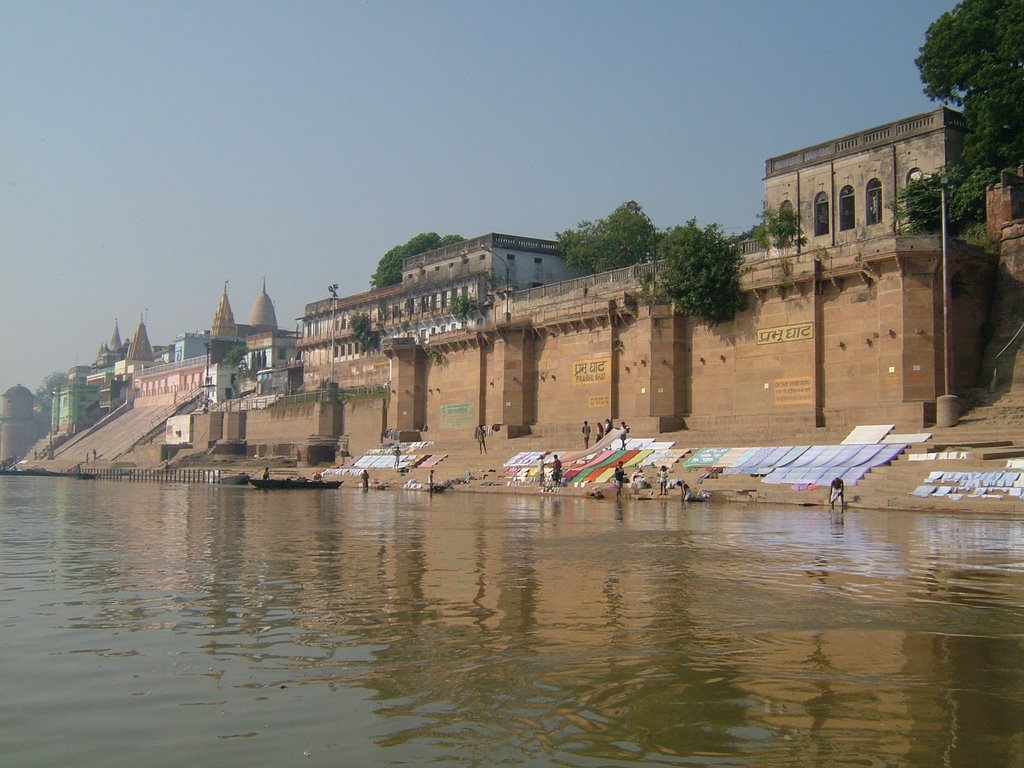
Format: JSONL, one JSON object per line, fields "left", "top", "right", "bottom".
{"left": 31, "top": 371, "right": 68, "bottom": 441}
{"left": 370, "top": 232, "right": 465, "bottom": 289}
{"left": 449, "top": 294, "right": 476, "bottom": 322}
{"left": 754, "top": 202, "right": 806, "bottom": 256}
{"left": 556, "top": 201, "right": 659, "bottom": 274}
{"left": 657, "top": 219, "right": 746, "bottom": 325}
{"left": 891, "top": 164, "right": 994, "bottom": 238}
{"left": 916, "top": 0, "right": 1024, "bottom": 172}
{"left": 35, "top": 371, "right": 68, "bottom": 401}
{"left": 222, "top": 343, "right": 249, "bottom": 376}
{"left": 349, "top": 313, "right": 379, "bottom": 352}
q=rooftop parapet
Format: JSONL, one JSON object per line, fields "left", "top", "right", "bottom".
{"left": 764, "top": 107, "right": 965, "bottom": 179}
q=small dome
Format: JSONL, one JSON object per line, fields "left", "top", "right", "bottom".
{"left": 248, "top": 279, "right": 278, "bottom": 330}
{"left": 2, "top": 384, "right": 34, "bottom": 400}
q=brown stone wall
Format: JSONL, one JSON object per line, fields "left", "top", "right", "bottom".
{"left": 246, "top": 402, "right": 337, "bottom": 445}
{"left": 425, "top": 342, "right": 484, "bottom": 437}
{"left": 344, "top": 396, "right": 387, "bottom": 457}
{"left": 363, "top": 234, "right": 998, "bottom": 437}
{"left": 534, "top": 323, "right": 615, "bottom": 426}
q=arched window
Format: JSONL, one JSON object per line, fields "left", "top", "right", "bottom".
{"left": 839, "top": 185, "right": 855, "bottom": 231}
{"left": 866, "top": 179, "right": 882, "bottom": 225}
{"left": 906, "top": 168, "right": 923, "bottom": 183}
{"left": 814, "top": 192, "right": 829, "bottom": 236}
{"left": 780, "top": 199, "right": 794, "bottom": 214}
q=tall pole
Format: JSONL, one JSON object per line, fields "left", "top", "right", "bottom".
{"left": 936, "top": 176, "right": 959, "bottom": 427}
{"left": 204, "top": 343, "right": 211, "bottom": 405}
{"left": 940, "top": 180, "right": 951, "bottom": 396}
{"left": 328, "top": 284, "right": 338, "bottom": 383}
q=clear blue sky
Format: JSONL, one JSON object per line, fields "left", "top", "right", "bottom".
{"left": 1, "top": 0, "right": 956, "bottom": 391}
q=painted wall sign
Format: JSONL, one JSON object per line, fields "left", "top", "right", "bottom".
{"left": 588, "top": 395, "right": 610, "bottom": 409}
{"left": 573, "top": 357, "right": 611, "bottom": 385}
{"left": 773, "top": 376, "right": 813, "bottom": 405}
{"left": 757, "top": 322, "right": 814, "bottom": 345}
{"left": 439, "top": 401, "right": 475, "bottom": 428}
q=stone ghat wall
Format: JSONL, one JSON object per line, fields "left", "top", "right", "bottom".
{"left": 381, "top": 234, "right": 995, "bottom": 437}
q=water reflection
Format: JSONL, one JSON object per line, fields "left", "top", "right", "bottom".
{"left": 1, "top": 479, "right": 1023, "bottom": 766}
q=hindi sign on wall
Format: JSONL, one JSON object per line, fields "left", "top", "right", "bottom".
{"left": 773, "top": 376, "right": 813, "bottom": 405}
{"left": 573, "top": 357, "right": 611, "bottom": 386}
{"left": 757, "top": 322, "right": 813, "bottom": 345}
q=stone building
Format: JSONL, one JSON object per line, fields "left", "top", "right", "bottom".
{"left": 0, "top": 384, "right": 35, "bottom": 463}
{"left": 192, "top": 108, "right": 1000, "bottom": 459}
{"left": 298, "top": 234, "right": 584, "bottom": 390}
{"left": 763, "top": 106, "right": 965, "bottom": 246}
{"left": 379, "top": 108, "right": 995, "bottom": 442}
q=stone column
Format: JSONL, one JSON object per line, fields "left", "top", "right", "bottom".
{"left": 494, "top": 326, "right": 531, "bottom": 436}
{"left": 384, "top": 339, "right": 424, "bottom": 432}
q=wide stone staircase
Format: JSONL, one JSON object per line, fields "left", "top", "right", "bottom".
{"left": 53, "top": 392, "right": 203, "bottom": 465}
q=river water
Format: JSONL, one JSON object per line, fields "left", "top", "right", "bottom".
{"left": 1, "top": 478, "right": 1022, "bottom": 767}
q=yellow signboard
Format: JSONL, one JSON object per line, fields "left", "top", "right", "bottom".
{"left": 774, "top": 376, "right": 813, "bottom": 405}
{"left": 757, "top": 322, "right": 813, "bottom": 345}
{"left": 573, "top": 357, "right": 611, "bottom": 386}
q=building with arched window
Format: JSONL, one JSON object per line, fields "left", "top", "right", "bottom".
{"left": 763, "top": 107, "right": 965, "bottom": 246}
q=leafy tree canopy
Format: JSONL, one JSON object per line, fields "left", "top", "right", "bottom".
{"left": 370, "top": 232, "right": 465, "bottom": 289}
{"left": 891, "top": 163, "right": 994, "bottom": 239}
{"left": 556, "top": 201, "right": 659, "bottom": 274}
{"left": 222, "top": 343, "right": 249, "bottom": 371}
{"left": 657, "top": 219, "right": 746, "bottom": 325}
{"left": 754, "top": 202, "right": 807, "bottom": 256}
{"left": 35, "top": 371, "right": 68, "bottom": 400}
{"left": 916, "top": 0, "right": 1024, "bottom": 171}
{"left": 449, "top": 294, "right": 476, "bottom": 322}
{"left": 350, "top": 313, "right": 380, "bottom": 352}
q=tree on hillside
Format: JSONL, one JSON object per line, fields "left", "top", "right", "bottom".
{"left": 556, "top": 201, "right": 659, "bottom": 274}
{"left": 657, "top": 219, "right": 746, "bottom": 325}
{"left": 370, "top": 232, "right": 466, "bottom": 289}
{"left": 917, "top": 0, "right": 1024, "bottom": 173}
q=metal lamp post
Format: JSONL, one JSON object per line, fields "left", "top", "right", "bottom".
{"left": 936, "top": 175, "right": 960, "bottom": 427}
{"left": 328, "top": 284, "right": 339, "bottom": 382}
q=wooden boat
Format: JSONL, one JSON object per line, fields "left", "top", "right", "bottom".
{"left": 248, "top": 477, "right": 342, "bottom": 490}
{"left": 0, "top": 467, "right": 66, "bottom": 478}
{"left": 219, "top": 472, "right": 251, "bottom": 486}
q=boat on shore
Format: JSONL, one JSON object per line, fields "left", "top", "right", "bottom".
{"left": 248, "top": 477, "right": 342, "bottom": 490}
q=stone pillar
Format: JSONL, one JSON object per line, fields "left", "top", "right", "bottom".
{"left": 384, "top": 339, "right": 424, "bottom": 432}
{"left": 633, "top": 305, "right": 677, "bottom": 420}
{"left": 494, "top": 326, "right": 531, "bottom": 435}
{"left": 936, "top": 394, "right": 961, "bottom": 427}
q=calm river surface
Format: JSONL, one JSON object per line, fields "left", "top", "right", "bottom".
{"left": 1, "top": 478, "right": 1022, "bottom": 767}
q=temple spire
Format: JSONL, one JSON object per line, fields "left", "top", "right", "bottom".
{"left": 126, "top": 314, "right": 154, "bottom": 363}
{"left": 211, "top": 281, "right": 238, "bottom": 337}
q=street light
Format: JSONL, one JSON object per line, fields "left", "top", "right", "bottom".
{"left": 490, "top": 254, "right": 511, "bottom": 323}
{"left": 328, "top": 283, "right": 339, "bottom": 382}
{"left": 937, "top": 176, "right": 959, "bottom": 427}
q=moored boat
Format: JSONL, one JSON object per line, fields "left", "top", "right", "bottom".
{"left": 219, "top": 472, "right": 251, "bottom": 485}
{"left": 248, "top": 477, "right": 342, "bottom": 490}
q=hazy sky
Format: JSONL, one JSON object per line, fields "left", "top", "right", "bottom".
{"left": 2, "top": 0, "right": 955, "bottom": 391}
